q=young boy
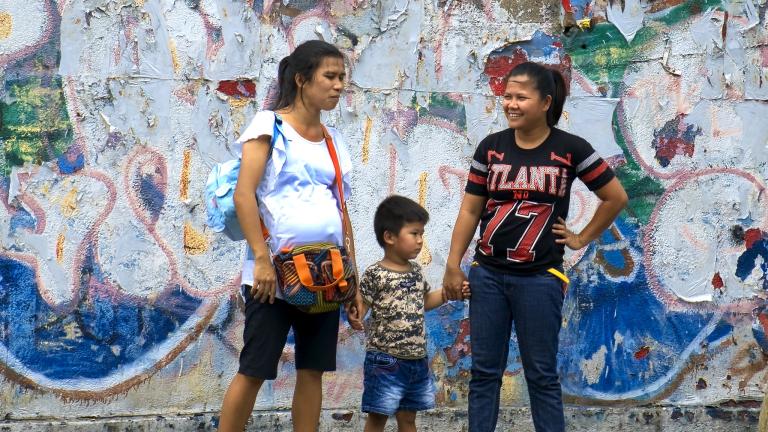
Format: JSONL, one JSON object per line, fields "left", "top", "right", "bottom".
{"left": 355, "top": 195, "right": 469, "bottom": 432}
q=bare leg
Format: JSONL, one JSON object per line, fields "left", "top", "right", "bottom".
{"left": 364, "top": 412, "right": 389, "bottom": 432}
{"left": 292, "top": 369, "right": 324, "bottom": 432}
{"left": 394, "top": 410, "right": 417, "bottom": 432}
{"left": 218, "top": 373, "right": 265, "bottom": 432}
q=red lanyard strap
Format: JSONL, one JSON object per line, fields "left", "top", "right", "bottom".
{"left": 321, "top": 125, "right": 347, "bottom": 235}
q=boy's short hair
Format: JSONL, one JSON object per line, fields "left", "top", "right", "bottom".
{"left": 374, "top": 195, "right": 429, "bottom": 247}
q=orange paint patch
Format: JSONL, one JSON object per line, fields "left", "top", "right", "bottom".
{"left": 228, "top": 97, "right": 250, "bottom": 109}
{"left": 61, "top": 188, "right": 78, "bottom": 217}
{"left": 362, "top": 116, "right": 372, "bottom": 164}
{"left": 183, "top": 221, "right": 208, "bottom": 255}
{"left": 168, "top": 38, "right": 180, "bottom": 73}
{"left": 0, "top": 12, "right": 12, "bottom": 40}
{"left": 179, "top": 149, "right": 191, "bottom": 201}
{"left": 417, "top": 172, "right": 431, "bottom": 265}
{"left": 418, "top": 172, "right": 428, "bottom": 206}
{"left": 56, "top": 233, "right": 65, "bottom": 264}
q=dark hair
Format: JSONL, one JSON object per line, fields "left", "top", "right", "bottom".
{"left": 373, "top": 195, "right": 429, "bottom": 247}
{"left": 504, "top": 62, "right": 568, "bottom": 127}
{"left": 270, "top": 40, "right": 345, "bottom": 111}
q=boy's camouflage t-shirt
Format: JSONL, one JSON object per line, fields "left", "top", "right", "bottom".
{"left": 360, "top": 262, "right": 430, "bottom": 359}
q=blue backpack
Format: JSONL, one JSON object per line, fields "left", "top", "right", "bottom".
{"left": 204, "top": 114, "right": 284, "bottom": 241}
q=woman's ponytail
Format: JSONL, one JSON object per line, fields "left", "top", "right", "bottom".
{"left": 547, "top": 69, "right": 567, "bottom": 127}
{"left": 271, "top": 55, "right": 296, "bottom": 111}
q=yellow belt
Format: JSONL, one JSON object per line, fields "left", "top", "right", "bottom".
{"left": 547, "top": 268, "right": 570, "bottom": 285}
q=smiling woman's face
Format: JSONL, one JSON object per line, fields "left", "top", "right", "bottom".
{"left": 501, "top": 75, "right": 552, "bottom": 131}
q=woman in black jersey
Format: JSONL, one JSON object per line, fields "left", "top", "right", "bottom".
{"left": 442, "top": 62, "right": 628, "bottom": 432}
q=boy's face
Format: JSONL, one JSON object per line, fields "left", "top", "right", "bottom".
{"left": 385, "top": 221, "right": 425, "bottom": 260}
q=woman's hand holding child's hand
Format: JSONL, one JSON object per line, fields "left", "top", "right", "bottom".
{"left": 442, "top": 265, "right": 468, "bottom": 301}
{"left": 461, "top": 280, "right": 471, "bottom": 299}
{"left": 345, "top": 293, "right": 365, "bottom": 331}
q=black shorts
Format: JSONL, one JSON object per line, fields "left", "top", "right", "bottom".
{"left": 238, "top": 286, "right": 340, "bottom": 380}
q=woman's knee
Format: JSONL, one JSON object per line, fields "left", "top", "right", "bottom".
{"left": 296, "top": 369, "right": 324, "bottom": 382}
{"left": 233, "top": 373, "right": 265, "bottom": 389}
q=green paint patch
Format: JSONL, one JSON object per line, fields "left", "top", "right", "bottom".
{"left": 565, "top": 0, "right": 723, "bottom": 88}
{"left": 564, "top": 23, "right": 657, "bottom": 87}
{"left": 414, "top": 93, "right": 467, "bottom": 130}
{"left": 611, "top": 110, "right": 664, "bottom": 224}
{"left": 656, "top": 0, "right": 724, "bottom": 26}
{"left": 1, "top": 77, "right": 73, "bottom": 176}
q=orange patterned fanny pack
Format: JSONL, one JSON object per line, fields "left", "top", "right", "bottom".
{"left": 273, "top": 243, "right": 358, "bottom": 313}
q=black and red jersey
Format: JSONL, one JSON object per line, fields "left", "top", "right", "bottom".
{"left": 464, "top": 127, "right": 615, "bottom": 274}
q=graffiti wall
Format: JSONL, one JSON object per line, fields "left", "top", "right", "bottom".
{"left": 1, "top": 0, "right": 767, "bottom": 421}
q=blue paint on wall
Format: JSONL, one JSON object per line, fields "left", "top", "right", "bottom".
{"left": 137, "top": 174, "right": 165, "bottom": 222}
{"left": 58, "top": 151, "right": 85, "bottom": 174}
{"left": 736, "top": 238, "right": 768, "bottom": 289}
{"left": 0, "top": 250, "right": 201, "bottom": 380}
{"left": 9, "top": 209, "right": 37, "bottom": 233}
{"left": 705, "top": 320, "right": 733, "bottom": 344}
{"left": 559, "top": 217, "right": 713, "bottom": 399}
{"left": 489, "top": 31, "right": 563, "bottom": 59}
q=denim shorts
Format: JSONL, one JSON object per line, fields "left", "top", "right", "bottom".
{"left": 361, "top": 351, "right": 436, "bottom": 415}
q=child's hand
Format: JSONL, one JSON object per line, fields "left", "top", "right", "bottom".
{"left": 345, "top": 302, "right": 364, "bottom": 331}
{"left": 461, "top": 281, "right": 471, "bottom": 299}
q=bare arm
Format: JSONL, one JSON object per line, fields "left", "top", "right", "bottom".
{"left": 552, "top": 177, "right": 628, "bottom": 249}
{"left": 424, "top": 289, "right": 446, "bottom": 311}
{"left": 442, "top": 193, "right": 487, "bottom": 300}
{"left": 233, "top": 136, "right": 276, "bottom": 303}
{"left": 342, "top": 205, "right": 366, "bottom": 330}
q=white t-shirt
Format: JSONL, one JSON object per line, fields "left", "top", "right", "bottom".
{"left": 233, "top": 111, "right": 353, "bottom": 294}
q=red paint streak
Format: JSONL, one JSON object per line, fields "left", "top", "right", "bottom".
{"left": 418, "top": 115, "right": 462, "bottom": 134}
{"left": 484, "top": 52, "right": 572, "bottom": 97}
{"left": 721, "top": 11, "right": 728, "bottom": 43}
{"left": 711, "top": 272, "right": 724, "bottom": 289}
{"left": 198, "top": 9, "right": 225, "bottom": 60}
{"left": 0, "top": 1, "right": 56, "bottom": 69}
{"left": 760, "top": 47, "right": 768, "bottom": 68}
{"left": 216, "top": 80, "right": 257, "bottom": 98}
{"left": 483, "top": 48, "right": 529, "bottom": 96}
{"left": 561, "top": 0, "right": 573, "bottom": 13}
{"left": 745, "top": 228, "right": 764, "bottom": 249}
{"left": 654, "top": 137, "right": 695, "bottom": 162}
{"left": 758, "top": 310, "right": 768, "bottom": 335}
{"left": 444, "top": 318, "right": 471, "bottom": 363}
{"left": 388, "top": 145, "right": 397, "bottom": 195}
{"left": 285, "top": 7, "right": 330, "bottom": 51}
{"left": 634, "top": 345, "right": 651, "bottom": 360}
{"left": 438, "top": 166, "right": 469, "bottom": 197}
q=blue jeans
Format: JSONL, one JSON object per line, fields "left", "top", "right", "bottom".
{"left": 361, "top": 351, "right": 435, "bottom": 415}
{"left": 468, "top": 264, "right": 565, "bottom": 432}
